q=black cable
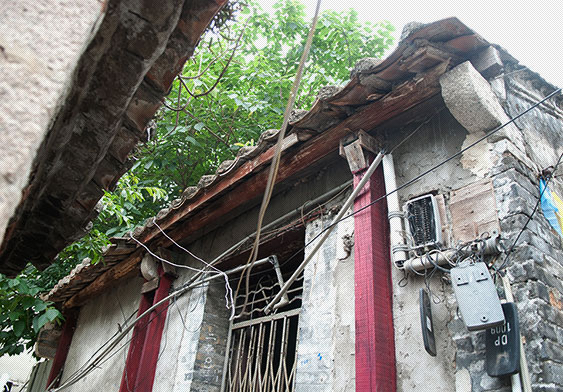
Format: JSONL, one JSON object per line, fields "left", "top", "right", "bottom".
{"left": 279, "top": 87, "right": 562, "bottom": 270}
{"left": 53, "top": 294, "right": 177, "bottom": 391}
{"left": 494, "top": 150, "right": 563, "bottom": 272}
{"left": 53, "top": 86, "right": 561, "bottom": 389}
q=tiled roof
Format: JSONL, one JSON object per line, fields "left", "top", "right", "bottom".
{"left": 48, "top": 17, "right": 516, "bottom": 305}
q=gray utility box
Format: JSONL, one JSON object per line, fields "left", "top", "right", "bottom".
{"left": 451, "top": 262, "right": 505, "bottom": 331}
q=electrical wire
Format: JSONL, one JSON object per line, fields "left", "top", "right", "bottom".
{"left": 52, "top": 296, "right": 174, "bottom": 391}
{"left": 152, "top": 220, "right": 235, "bottom": 320}
{"left": 276, "top": 86, "right": 562, "bottom": 272}
{"left": 235, "top": 0, "right": 323, "bottom": 316}
{"left": 493, "top": 150, "right": 563, "bottom": 272}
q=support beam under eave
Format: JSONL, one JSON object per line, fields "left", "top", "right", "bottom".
{"left": 133, "top": 270, "right": 174, "bottom": 391}
{"left": 353, "top": 162, "right": 396, "bottom": 391}
{"left": 119, "top": 292, "right": 153, "bottom": 392}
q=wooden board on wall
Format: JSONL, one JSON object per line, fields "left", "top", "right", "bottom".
{"left": 450, "top": 179, "right": 501, "bottom": 243}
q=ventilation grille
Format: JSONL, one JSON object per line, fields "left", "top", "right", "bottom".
{"left": 404, "top": 194, "right": 442, "bottom": 250}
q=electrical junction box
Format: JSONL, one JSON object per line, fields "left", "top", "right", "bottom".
{"left": 486, "top": 302, "right": 520, "bottom": 376}
{"left": 404, "top": 194, "right": 442, "bottom": 250}
{"left": 450, "top": 262, "right": 505, "bottom": 331}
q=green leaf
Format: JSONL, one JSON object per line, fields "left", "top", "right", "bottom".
{"left": 193, "top": 122, "right": 205, "bottom": 131}
{"left": 44, "top": 308, "right": 61, "bottom": 322}
{"left": 33, "top": 314, "right": 49, "bottom": 333}
{"left": 13, "top": 320, "right": 25, "bottom": 337}
{"left": 8, "top": 278, "right": 19, "bottom": 288}
{"left": 8, "top": 311, "right": 22, "bottom": 322}
{"left": 33, "top": 300, "right": 48, "bottom": 312}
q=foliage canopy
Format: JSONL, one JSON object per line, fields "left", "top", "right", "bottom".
{"left": 0, "top": 0, "right": 394, "bottom": 358}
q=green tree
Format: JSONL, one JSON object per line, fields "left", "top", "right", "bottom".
{"left": 134, "top": 0, "right": 394, "bottom": 194}
{"left": 0, "top": 0, "right": 393, "bottom": 357}
{"left": 0, "top": 273, "right": 61, "bottom": 356}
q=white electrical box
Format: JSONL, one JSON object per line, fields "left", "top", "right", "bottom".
{"left": 404, "top": 194, "right": 442, "bottom": 250}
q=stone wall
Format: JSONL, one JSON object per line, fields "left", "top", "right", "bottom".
{"left": 0, "top": 0, "right": 105, "bottom": 254}
{"left": 493, "top": 72, "right": 563, "bottom": 391}
{"left": 441, "top": 65, "right": 563, "bottom": 392}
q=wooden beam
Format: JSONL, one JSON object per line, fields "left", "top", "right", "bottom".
{"left": 134, "top": 271, "right": 174, "bottom": 391}
{"left": 64, "top": 62, "right": 448, "bottom": 308}
{"left": 353, "top": 163, "right": 396, "bottom": 391}
{"left": 119, "top": 292, "right": 153, "bottom": 392}
{"left": 64, "top": 249, "right": 143, "bottom": 308}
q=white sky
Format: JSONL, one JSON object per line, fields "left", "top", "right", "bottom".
{"left": 259, "top": 0, "right": 563, "bottom": 88}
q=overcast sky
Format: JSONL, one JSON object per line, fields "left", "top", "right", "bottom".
{"left": 259, "top": 0, "right": 563, "bottom": 88}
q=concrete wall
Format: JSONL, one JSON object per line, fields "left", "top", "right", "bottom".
{"left": 153, "top": 281, "right": 207, "bottom": 392}
{"left": 388, "top": 108, "right": 473, "bottom": 392}
{"left": 294, "top": 201, "right": 355, "bottom": 392}
{"left": 59, "top": 275, "right": 143, "bottom": 391}
{"left": 0, "top": 0, "right": 105, "bottom": 244}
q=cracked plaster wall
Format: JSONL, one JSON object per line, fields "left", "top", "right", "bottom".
{"left": 387, "top": 61, "right": 563, "bottom": 392}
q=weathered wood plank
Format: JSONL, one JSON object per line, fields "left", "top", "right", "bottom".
{"left": 64, "top": 249, "right": 143, "bottom": 308}
{"left": 449, "top": 179, "right": 501, "bottom": 243}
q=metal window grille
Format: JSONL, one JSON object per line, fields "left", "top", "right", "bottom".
{"left": 222, "top": 271, "right": 303, "bottom": 392}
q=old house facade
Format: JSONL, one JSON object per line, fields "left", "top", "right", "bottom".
{"left": 29, "top": 18, "right": 563, "bottom": 392}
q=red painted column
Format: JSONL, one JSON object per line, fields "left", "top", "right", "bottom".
{"left": 353, "top": 163, "right": 396, "bottom": 391}
{"left": 46, "top": 310, "right": 78, "bottom": 389}
{"left": 133, "top": 271, "right": 174, "bottom": 391}
{"left": 119, "top": 292, "right": 153, "bottom": 392}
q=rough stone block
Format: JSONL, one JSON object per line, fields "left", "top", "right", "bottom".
{"left": 440, "top": 61, "right": 510, "bottom": 134}
{"left": 479, "top": 372, "right": 509, "bottom": 391}
{"left": 540, "top": 340, "right": 563, "bottom": 363}
{"left": 454, "top": 336, "right": 474, "bottom": 353}
{"left": 541, "top": 361, "right": 563, "bottom": 386}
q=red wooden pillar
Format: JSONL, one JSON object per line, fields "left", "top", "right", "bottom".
{"left": 46, "top": 310, "right": 78, "bottom": 389}
{"left": 133, "top": 270, "right": 174, "bottom": 391}
{"left": 119, "top": 292, "right": 153, "bottom": 392}
{"left": 353, "top": 163, "right": 396, "bottom": 391}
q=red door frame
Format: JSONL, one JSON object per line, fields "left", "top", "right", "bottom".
{"left": 353, "top": 163, "right": 397, "bottom": 391}
{"left": 119, "top": 291, "right": 153, "bottom": 391}
{"left": 46, "top": 310, "right": 78, "bottom": 389}
{"left": 119, "top": 266, "right": 174, "bottom": 392}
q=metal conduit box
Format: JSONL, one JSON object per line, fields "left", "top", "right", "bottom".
{"left": 404, "top": 194, "right": 442, "bottom": 250}
{"left": 450, "top": 262, "right": 505, "bottom": 331}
